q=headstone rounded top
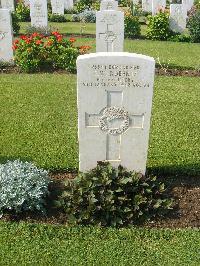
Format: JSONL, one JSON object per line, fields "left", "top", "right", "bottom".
{"left": 77, "top": 52, "right": 155, "bottom": 64}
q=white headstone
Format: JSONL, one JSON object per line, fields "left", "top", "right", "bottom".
{"left": 64, "top": 0, "right": 73, "bottom": 10}
{"left": 132, "top": 0, "right": 139, "bottom": 5}
{"left": 77, "top": 52, "right": 155, "bottom": 174}
{"left": 100, "top": 0, "right": 118, "bottom": 11}
{"left": 0, "top": 9, "right": 13, "bottom": 63}
{"left": 182, "top": 0, "right": 194, "bottom": 11}
{"left": 152, "top": 0, "right": 166, "bottom": 15}
{"left": 24, "top": 0, "right": 30, "bottom": 6}
{"left": 142, "top": 0, "right": 152, "bottom": 12}
{"left": 30, "top": 0, "right": 48, "bottom": 28}
{"left": 1, "top": 0, "right": 15, "bottom": 12}
{"left": 51, "top": 0, "right": 64, "bottom": 15}
{"left": 96, "top": 10, "right": 124, "bottom": 52}
{"left": 170, "top": 4, "right": 187, "bottom": 33}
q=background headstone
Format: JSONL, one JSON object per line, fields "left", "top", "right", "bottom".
{"left": 132, "top": 0, "right": 140, "bottom": 5}
{"left": 142, "top": 0, "right": 152, "bottom": 12}
{"left": 24, "top": 0, "right": 30, "bottom": 6}
{"left": 0, "top": 9, "right": 13, "bottom": 63}
{"left": 1, "top": 0, "right": 15, "bottom": 12}
{"left": 152, "top": 0, "right": 166, "bottom": 15}
{"left": 30, "top": 0, "right": 48, "bottom": 28}
{"left": 96, "top": 10, "right": 124, "bottom": 52}
{"left": 182, "top": 0, "right": 194, "bottom": 11}
{"left": 170, "top": 4, "right": 187, "bottom": 33}
{"left": 51, "top": 0, "right": 64, "bottom": 15}
{"left": 100, "top": 0, "right": 118, "bottom": 11}
{"left": 77, "top": 53, "right": 155, "bottom": 174}
{"left": 64, "top": 0, "right": 73, "bottom": 10}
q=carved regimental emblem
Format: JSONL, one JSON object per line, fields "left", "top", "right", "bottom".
{"left": 99, "top": 107, "right": 130, "bottom": 135}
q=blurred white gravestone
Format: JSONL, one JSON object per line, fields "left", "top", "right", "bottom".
{"left": 182, "top": 0, "right": 194, "bottom": 11}
{"left": 77, "top": 53, "right": 155, "bottom": 174}
{"left": 152, "top": 0, "right": 166, "bottom": 15}
{"left": 100, "top": 0, "right": 118, "bottom": 10}
{"left": 96, "top": 10, "right": 124, "bottom": 52}
{"left": 170, "top": 4, "right": 187, "bottom": 33}
{"left": 142, "top": 0, "right": 152, "bottom": 12}
{"left": 132, "top": 0, "right": 139, "bottom": 5}
{"left": 24, "top": 0, "right": 30, "bottom": 6}
{"left": 30, "top": 0, "right": 48, "bottom": 28}
{"left": 64, "top": 0, "right": 73, "bottom": 10}
{"left": 0, "top": 9, "right": 13, "bottom": 63}
{"left": 1, "top": 0, "right": 15, "bottom": 12}
{"left": 51, "top": 0, "right": 64, "bottom": 15}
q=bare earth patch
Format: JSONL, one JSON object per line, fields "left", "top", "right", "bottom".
{"left": 2, "top": 173, "right": 200, "bottom": 228}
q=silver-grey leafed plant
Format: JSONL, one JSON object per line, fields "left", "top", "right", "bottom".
{"left": 0, "top": 160, "right": 50, "bottom": 217}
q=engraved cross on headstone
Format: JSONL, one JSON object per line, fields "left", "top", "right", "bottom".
{"left": 99, "top": 24, "right": 117, "bottom": 52}
{"left": 85, "top": 91, "right": 144, "bottom": 162}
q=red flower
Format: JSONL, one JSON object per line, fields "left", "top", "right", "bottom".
{"left": 14, "top": 39, "right": 19, "bottom": 44}
{"left": 20, "top": 35, "right": 27, "bottom": 40}
{"left": 52, "top": 31, "right": 60, "bottom": 36}
{"left": 31, "top": 32, "right": 39, "bottom": 38}
{"left": 57, "top": 36, "right": 63, "bottom": 42}
{"left": 12, "top": 45, "right": 18, "bottom": 50}
{"left": 35, "top": 40, "right": 42, "bottom": 45}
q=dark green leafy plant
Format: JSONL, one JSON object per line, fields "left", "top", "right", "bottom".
{"left": 49, "top": 14, "right": 67, "bottom": 22}
{"left": 57, "top": 162, "right": 173, "bottom": 227}
{"left": 15, "top": 1, "right": 30, "bottom": 22}
{"left": 124, "top": 13, "right": 141, "bottom": 39}
{"left": 187, "top": 8, "right": 200, "bottom": 42}
{"left": 11, "top": 12, "right": 20, "bottom": 35}
{"left": 146, "top": 11, "right": 172, "bottom": 40}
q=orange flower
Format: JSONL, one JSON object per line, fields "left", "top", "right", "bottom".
{"left": 69, "top": 37, "right": 76, "bottom": 43}
{"left": 47, "top": 40, "right": 53, "bottom": 46}
{"left": 25, "top": 39, "right": 31, "bottom": 44}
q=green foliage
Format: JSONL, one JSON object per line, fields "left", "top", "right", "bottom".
{"left": 169, "top": 33, "right": 191, "bottom": 43}
{"left": 146, "top": 11, "right": 172, "bottom": 40}
{"left": 13, "top": 32, "right": 90, "bottom": 72}
{"left": 124, "top": 14, "right": 141, "bottom": 39}
{"left": 188, "top": 8, "right": 200, "bottom": 42}
{"left": 58, "top": 162, "right": 173, "bottom": 227}
{"left": 49, "top": 14, "right": 67, "bottom": 23}
{"left": 15, "top": 1, "right": 30, "bottom": 22}
{"left": 76, "top": 0, "right": 100, "bottom": 12}
{"left": 11, "top": 12, "right": 20, "bottom": 35}
{"left": 0, "top": 160, "right": 50, "bottom": 217}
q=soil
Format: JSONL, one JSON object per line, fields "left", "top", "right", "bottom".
{"left": 2, "top": 173, "right": 200, "bottom": 229}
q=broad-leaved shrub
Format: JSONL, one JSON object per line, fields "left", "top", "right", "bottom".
{"left": 13, "top": 32, "right": 91, "bottom": 72}
{"left": 57, "top": 162, "right": 173, "bottom": 227}
{"left": 146, "top": 11, "right": 171, "bottom": 40}
{"left": 188, "top": 7, "right": 200, "bottom": 42}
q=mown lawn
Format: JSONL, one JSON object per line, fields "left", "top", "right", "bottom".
{"left": 0, "top": 222, "right": 199, "bottom": 265}
{"left": 18, "top": 22, "right": 200, "bottom": 70}
{"left": 0, "top": 74, "right": 199, "bottom": 176}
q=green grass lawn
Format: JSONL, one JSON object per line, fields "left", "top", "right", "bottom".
{"left": 18, "top": 22, "right": 200, "bottom": 70}
{"left": 0, "top": 221, "right": 199, "bottom": 265}
{"left": 75, "top": 38, "right": 200, "bottom": 70}
{"left": 0, "top": 74, "right": 199, "bottom": 176}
